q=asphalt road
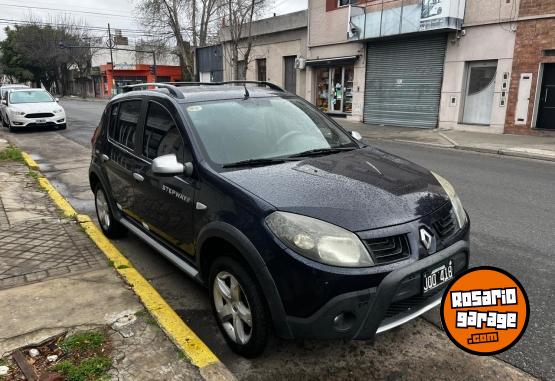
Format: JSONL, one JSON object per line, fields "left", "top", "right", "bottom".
{"left": 4, "top": 99, "right": 553, "bottom": 380}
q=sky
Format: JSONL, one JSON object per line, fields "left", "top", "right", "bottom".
{"left": 0, "top": 0, "right": 308, "bottom": 40}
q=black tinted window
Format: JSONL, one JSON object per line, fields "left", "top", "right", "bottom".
{"left": 143, "top": 102, "right": 187, "bottom": 161}
{"left": 110, "top": 101, "right": 141, "bottom": 150}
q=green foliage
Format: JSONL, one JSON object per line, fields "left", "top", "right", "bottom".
{"left": 0, "top": 147, "right": 23, "bottom": 161}
{"left": 60, "top": 331, "right": 105, "bottom": 353}
{"left": 53, "top": 356, "right": 111, "bottom": 381}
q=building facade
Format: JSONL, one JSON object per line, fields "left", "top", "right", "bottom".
{"left": 504, "top": 0, "right": 555, "bottom": 134}
{"left": 308, "top": 0, "right": 554, "bottom": 134}
{"left": 220, "top": 11, "right": 308, "bottom": 97}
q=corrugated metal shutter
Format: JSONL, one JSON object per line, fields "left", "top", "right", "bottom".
{"left": 364, "top": 35, "right": 447, "bottom": 128}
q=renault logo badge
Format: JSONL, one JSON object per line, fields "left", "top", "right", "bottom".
{"left": 420, "top": 228, "right": 433, "bottom": 250}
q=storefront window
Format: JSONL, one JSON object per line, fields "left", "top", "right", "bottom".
{"left": 315, "top": 66, "right": 354, "bottom": 114}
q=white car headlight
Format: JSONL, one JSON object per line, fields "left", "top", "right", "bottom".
{"left": 266, "top": 211, "right": 374, "bottom": 268}
{"left": 10, "top": 110, "right": 25, "bottom": 116}
{"left": 432, "top": 172, "right": 467, "bottom": 229}
{"left": 53, "top": 108, "right": 64, "bottom": 114}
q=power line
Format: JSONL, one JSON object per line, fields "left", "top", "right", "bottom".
{"left": 0, "top": 2, "right": 134, "bottom": 19}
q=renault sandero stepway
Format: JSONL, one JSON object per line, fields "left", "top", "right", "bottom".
{"left": 89, "top": 82, "right": 470, "bottom": 357}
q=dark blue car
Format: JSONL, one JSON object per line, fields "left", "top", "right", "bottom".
{"left": 89, "top": 82, "right": 470, "bottom": 357}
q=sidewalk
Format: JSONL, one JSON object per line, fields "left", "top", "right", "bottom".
{"left": 337, "top": 119, "right": 555, "bottom": 162}
{"left": 0, "top": 142, "right": 201, "bottom": 380}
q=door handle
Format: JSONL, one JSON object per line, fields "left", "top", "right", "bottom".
{"left": 101, "top": 154, "right": 109, "bottom": 162}
{"left": 133, "top": 173, "right": 144, "bottom": 182}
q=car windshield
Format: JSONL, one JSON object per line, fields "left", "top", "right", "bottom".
{"left": 184, "top": 97, "right": 358, "bottom": 166}
{"left": 9, "top": 91, "right": 54, "bottom": 104}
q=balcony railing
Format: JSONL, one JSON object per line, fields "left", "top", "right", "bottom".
{"left": 348, "top": 0, "right": 465, "bottom": 41}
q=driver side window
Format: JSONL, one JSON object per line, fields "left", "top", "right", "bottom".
{"left": 143, "top": 101, "right": 191, "bottom": 163}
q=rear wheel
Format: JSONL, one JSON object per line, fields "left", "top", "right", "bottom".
{"left": 209, "top": 257, "right": 270, "bottom": 358}
{"left": 94, "top": 184, "right": 127, "bottom": 238}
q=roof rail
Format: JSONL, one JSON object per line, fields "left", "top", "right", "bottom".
{"left": 122, "top": 83, "right": 185, "bottom": 99}
{"left": 165, "top": 81, "right": 286, "bottom": 93}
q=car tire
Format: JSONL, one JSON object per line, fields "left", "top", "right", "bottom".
{"left": 209, "top": 256, "right": 270, "bottom": 358}
{"left": 58, "top": 123, "right": 67, "bottom": 130}
{"left": 94, "top": 184, "right": 127, "bottom": 239}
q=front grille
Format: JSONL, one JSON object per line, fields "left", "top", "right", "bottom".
{"left": 364, "top": 234, "right": 411, "bottom": 264}
{"left": 26, "top": 113, "right": 54, "bottom": 118}
{"left": 433, "top": 209, "right": 457, "bottom": 238}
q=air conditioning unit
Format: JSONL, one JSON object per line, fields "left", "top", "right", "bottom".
{"left": 295, "top": 57, "right": 306, "bottom": 70}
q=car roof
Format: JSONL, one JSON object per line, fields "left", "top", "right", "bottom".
{"left": 0, "top": 84, "right": 28, "bottom": 89}
{"left": 9, "top": 88, "right": 48, "bottom": 93}
{"left": 112, "top": 82, "right": 290, "bottom": 104}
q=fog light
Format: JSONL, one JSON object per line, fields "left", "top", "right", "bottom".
{"left": 13, "top": 122, "right": 23, "bottom": 126}
{"left": 57, "top": 118, "right": 65, "bottom": 123}
{"left": 333, "top": 312, "right": 356, "bottom": 332}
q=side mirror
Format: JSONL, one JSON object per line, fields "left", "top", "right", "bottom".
{"left": 151, "top": 154, "right": 193, "bottom": 177}
{"left": 55, "top": 98, "right": 60, "bottom": 102}
{"left": 351, "top": 131, "right": 363, "bottom": 141}
{"left": 1, "top": 100, "right": 6, "bottom": 105}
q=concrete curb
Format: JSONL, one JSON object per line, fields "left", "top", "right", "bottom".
{"left": 19, "top": 151, "right": 236, "bottom": 381}
{"left": 371, "top": 136, "right": 555, "bottom": 163}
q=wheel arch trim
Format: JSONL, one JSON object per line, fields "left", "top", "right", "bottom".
{"left": 196, "top": 221, "right": 293, "bottom": 339}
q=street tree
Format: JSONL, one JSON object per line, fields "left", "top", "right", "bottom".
{"left": 219, "top": 0, "right": 266, "bottom": 80}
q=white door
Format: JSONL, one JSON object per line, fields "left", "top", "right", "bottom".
{"left": 515, "top": 73, "right": 533, "bottom": 125}
{"left": 462, "top": 61, "right": 497, "bottom": 125}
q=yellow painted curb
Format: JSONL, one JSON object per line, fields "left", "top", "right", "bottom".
{"left": 79, "top": 217, "right": 221, "bottom": 369}
{"left": 21, "top": 152, "right": 39, "bottom": 171}
{"left": 37, "top": 177, "right": 77, "bottom": 218}
{"left": 19, "top": 151, "right": 230, "bottom": 377}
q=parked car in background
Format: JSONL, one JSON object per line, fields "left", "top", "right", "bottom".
{"left": 0, "top": 84, "right": 29, "bottom": 125}
{"left": 89, "top": 81, "right": 470, "bottom": 357}
{"left": 1, "top": 88, "right": 66, "bottom": 132}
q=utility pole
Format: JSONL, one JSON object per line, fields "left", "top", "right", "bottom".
{"left": 108, "top": 23, "right": 115, "bottom": 95}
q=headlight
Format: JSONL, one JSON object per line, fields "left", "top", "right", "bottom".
{"left": 10, "top": 110, "right": 25, "bottom": 116}
{"left": 265, "top": 211, "right": 374, "bottom": 268}
{"left": 432, "top": 172, "right": 467, "bottom": 229}
{"left": 53, "top": 108, "right": 64, "bottom": 113}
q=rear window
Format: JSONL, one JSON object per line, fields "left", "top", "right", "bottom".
{"left": 109, "top": 100, "right": 141, "bottom": 150}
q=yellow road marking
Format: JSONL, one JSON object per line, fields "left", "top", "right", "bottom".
{"left": 21, "top": 151, "right": 225, "bottom": 373}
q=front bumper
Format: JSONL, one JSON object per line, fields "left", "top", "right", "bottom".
{"left": 285, "top": 240, "right": 469, "bottom": 340}
{"left": 9, "top": 113, "right": 66, "bottom": 128}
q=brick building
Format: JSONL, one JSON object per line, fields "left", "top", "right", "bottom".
{"left": 505, "top": 0, "right": 555, "bottom": 134}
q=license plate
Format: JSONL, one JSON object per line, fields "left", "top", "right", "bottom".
{"left": 36, "top": 119, "right": 46, "bottom": 124}
{"left": 423, "top": 260, "right": 454, "bottom": 294}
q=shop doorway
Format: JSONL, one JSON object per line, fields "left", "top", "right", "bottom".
{"left": 537, "top": 63, "right": 555, "bottom": 130}
{"left": 462, "top": 61, "right": 497, "bottom": 125}
{"left": 315, "top": 66, "right": 354, "bottom": 115}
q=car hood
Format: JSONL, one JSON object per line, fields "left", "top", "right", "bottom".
{"left": 221, "top": 147, "right": 449, "bottom": 232}
{"left": 9, "top": 102, "right": 60, "bottom": 114}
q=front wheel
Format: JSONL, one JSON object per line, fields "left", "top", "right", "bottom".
{"left": 94, "top": 184, "right": 127, "bottom": 238}
{"left": 209, "top": 257, "right": 270, "bottom": 358}
{"left": 58, "top": 123, "right": 67, "bottom": 130}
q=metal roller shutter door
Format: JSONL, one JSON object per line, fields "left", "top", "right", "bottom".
{"left": 364, "top": 35, "right": 447, "bottom": 128}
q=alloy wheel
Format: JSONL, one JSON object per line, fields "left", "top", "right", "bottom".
{"left": 96, "top": 188, "right": 111, "bottom": 231}
{"left": 213, "top": 271, "right": 253, "bottom": 345}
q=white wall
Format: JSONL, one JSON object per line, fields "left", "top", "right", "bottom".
{"left": 439, "top": 24, "right": 516, "bottom": 133}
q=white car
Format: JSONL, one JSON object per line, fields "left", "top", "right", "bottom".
{"left": 1, "top": 88, "right": 66, "bottom": 131}
{"left": 0, "top": 84, "right": 29, "bottom": 125}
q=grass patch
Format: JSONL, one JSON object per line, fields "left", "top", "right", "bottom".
{"left": 135, "top": 309, "right": 157, "bottom": 325}
{"left": 0, "top": 357, "right": 6, "bottom": 366}
{"left": 0, "top": 147, "right": 23, "bottom": 162}
{"left": 27, "top": 170, "right": 40, "bottom": 180}
{"left": 60, "top": 331, "right": 105, "bottom": 354}
{"left": 53, "top": 356, "right": 111, "bottom": 381}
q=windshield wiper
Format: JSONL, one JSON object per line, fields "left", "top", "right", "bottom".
{"left": 223, "top": 157, "right": 294, "bottom": 169}
{"left": 287, "top": 147, "right": 357, "bottom": 158}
